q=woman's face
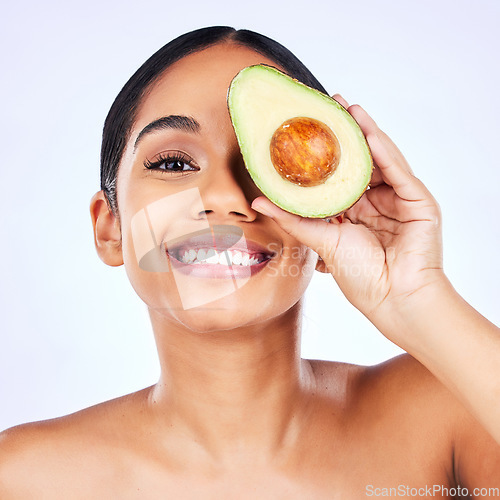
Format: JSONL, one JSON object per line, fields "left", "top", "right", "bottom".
{"left": 115, "top": 43, "right": 318, "bottom": 332}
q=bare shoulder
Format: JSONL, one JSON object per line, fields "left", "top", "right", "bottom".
{"left": 355, "top": 352, "right": 493, "bottom": 431}
{"left": 307, "top": 353, "right": 440, "bottom": 401}
{"left": 366, "top": 354, "right": 500, "bottom": 488}
{"left": 310, "top": 353, "right": 457, "bottom": 400}
{"left": 0, "top": 387, "right": 152, "bottom": 498}
{"left": 308, "top": 354, "right": 462, "bottom": 456}
{"left": 310, "top": 354, "right": 500, "bottom": 488}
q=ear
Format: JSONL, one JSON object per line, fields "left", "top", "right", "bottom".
{"left": 90, "top": 191, "right": 123, "bottom": 266}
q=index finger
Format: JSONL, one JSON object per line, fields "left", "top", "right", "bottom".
{"left": 348, "top": 104, "right": 415, "bottom": 176}
{"left": 346, "top": 105, "right": 431, "bottom": 203}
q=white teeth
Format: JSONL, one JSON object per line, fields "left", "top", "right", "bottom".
{"left": 206, "top": 252, "right": 219, "bottom": 264}
{"left": 218, "top": 252, "right": 230, "bottom": 265}
{"left": 232, "top": 251, "right": 242, "bottom": 265}
{"left": 176, "top": 248, "right": 267, "bottom": 266}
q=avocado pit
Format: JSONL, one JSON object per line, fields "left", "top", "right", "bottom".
{"left": 269, "top": 117, "right": 340, "bottom": 187}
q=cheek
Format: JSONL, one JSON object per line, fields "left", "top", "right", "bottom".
{"left": 121, "top": 230, "right": 183, "bottom": 313}
{"left": 265, "top": 246, "right": 317, "bottom": 304}
{"left": 269, "top": 243, "right": 317, "bottom": 281}
{"left": 117, "top": 186, "right": 212, "bottom": 313}
{"left": 118, "top": 201, "right": 184, "bottom": 313}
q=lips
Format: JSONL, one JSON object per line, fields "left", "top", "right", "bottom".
{"left": 164, "top": 225, "right": 276, "bottom": 279}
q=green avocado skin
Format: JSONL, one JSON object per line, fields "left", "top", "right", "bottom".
{"left": 227, "top": 64, "right": 373, "bottom": 218}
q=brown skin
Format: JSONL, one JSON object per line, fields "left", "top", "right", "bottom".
{"left": 1, "top": 43, "right": 499, "bottom": 499}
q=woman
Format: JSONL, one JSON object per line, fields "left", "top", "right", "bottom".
{"left": 1, "top": 26, "right": 499, "bottom": 498}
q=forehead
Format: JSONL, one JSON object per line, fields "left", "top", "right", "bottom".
{"left": 132, "top": 43, "right": 279, "bottom": 137}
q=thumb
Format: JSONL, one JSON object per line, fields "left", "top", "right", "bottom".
{"left": 251, "top": 196, "right": 341, "bottom": 260}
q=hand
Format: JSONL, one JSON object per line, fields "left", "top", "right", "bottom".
{"left": 252, "top": 96, "right": 446, "bottom": 335}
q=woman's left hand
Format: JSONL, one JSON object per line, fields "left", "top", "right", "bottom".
{"left": 252, "top": 96, "right": 446, "bottom": 337}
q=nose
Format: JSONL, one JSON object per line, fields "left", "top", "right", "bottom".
{"left": 195, "top": 154, "right": 259, "bottom": 223}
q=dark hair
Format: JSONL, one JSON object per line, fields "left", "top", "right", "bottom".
{"left": 100, "top": 26, "right": 328, "bottom": 215}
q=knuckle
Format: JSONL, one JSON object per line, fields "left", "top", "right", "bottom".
{"left": 347, "top": 104, "right": 363, "bottom": 117}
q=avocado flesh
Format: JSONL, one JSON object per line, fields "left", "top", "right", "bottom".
{"left": 228, "top": 65, "right": 373, "bottom": 218}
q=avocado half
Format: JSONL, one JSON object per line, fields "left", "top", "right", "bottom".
{"left": 227, "top": 65, "right": 373, "bottom": 218}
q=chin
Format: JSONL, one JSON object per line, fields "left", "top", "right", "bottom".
{"left": 163, "top": 291, "right": 301, "bottom": 334}
{"left": 139, "top": 255, "right": 315, "bottom": 334}
{"left": 171, "top": 301, "right": 271, "bottom": 334}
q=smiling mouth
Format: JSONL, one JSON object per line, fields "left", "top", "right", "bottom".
{"left": 164, "top": 225, "right": 276, "bottom": 278}
{"left": 170, "top": 247, "right": 271, "bottom": 266}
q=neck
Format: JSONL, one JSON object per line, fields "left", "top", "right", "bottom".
{"left": 147, "top": 301, "right": 316, "bottom": 465}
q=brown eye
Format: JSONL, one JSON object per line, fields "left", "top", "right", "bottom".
{"left": 157, "top": 159, "right": 194, "bottom": 172}
{"left": 144, "top": 152, "right": 199, "bottom": 174}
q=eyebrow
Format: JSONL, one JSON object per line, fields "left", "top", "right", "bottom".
{"left": 134, "top": 115, "right": 201, "bottom": 150}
